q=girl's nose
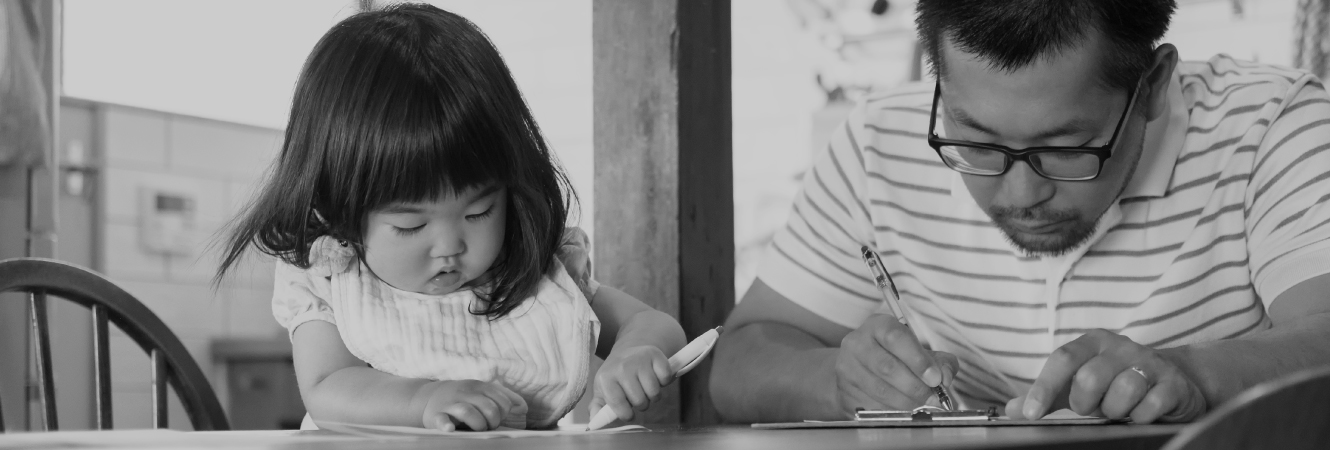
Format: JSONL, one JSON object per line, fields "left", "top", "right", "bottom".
{"left": 430, "top": 232, "right": 466, "bottom": 259}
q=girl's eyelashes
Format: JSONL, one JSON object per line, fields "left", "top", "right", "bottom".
{"left": 465, "top": 205, "right": 495, "bottom": 222}
{"left": 392, "top": 224, "right": 426, "bottom": 236}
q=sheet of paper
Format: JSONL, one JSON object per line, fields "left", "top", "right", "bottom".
{"left": 316, "top": 420, "right": 648, "bottom": 439}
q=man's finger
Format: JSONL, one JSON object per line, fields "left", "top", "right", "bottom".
{"left": 1068, "top": 355, "right": 1122, "bottom": 416}
{"left": 933, "top": 352, "right": 959, "bottom": 388}
{"left": 1100, "top": 368, "right": 1150, "bottom": 419}
{"left": 839, "top": 382, "right": 892, "bottom": 414}
{"left": 1004, "top": 396, "right": 1024, "bottom": 419}
{"left": 857, "top": 348, "right": 934, "bottom": 405}
{"left": 871, "top": 317, "right": 938, "bottom": 384}
{"left": 1026, "top": 334, "right": 1103, "bottom": 419}
{"left": 1128, "top": 383, "right": 1174, "bottom": 424}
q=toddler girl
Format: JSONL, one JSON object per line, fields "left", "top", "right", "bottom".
{"left": 216, "top": 3, "right": 685, "bottom": 431}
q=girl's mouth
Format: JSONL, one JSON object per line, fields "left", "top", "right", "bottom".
{"left": 427, "top": 270, "right": 463, "bottom": 292}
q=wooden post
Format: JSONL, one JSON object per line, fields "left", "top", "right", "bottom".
{"left": 592, "top": 0, "right": 733, "bottom": 425}
{"left": 0, "top": 0, "right": 61, "bottom": 431}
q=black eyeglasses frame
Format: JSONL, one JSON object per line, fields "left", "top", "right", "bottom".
{"left": 925, "top": 80, "right": 1141, "bottom": 182}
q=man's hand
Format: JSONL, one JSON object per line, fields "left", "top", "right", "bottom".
{"left": 835, "top": 314, "right": 958, "bottom": 414}
{"left": 1007, "top": 329, "right": 1207, "bottom": 423}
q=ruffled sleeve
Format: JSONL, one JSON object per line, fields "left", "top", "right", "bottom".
{"left": 556, "top": 227, "right": 600, "bottom": 302}
{"left": 272, "top": 237, "right": 350, "bottom": 340}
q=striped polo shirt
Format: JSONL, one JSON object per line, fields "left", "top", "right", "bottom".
{"left": 759, "top": 54, "right": 1330, "bottom": 409}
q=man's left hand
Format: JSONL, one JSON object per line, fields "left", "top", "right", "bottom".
{"left": 1005, "top": 329, "right": 1207, "bottom": 423}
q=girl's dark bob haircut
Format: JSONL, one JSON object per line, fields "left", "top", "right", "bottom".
{"left": 216, "top": 3, "right": 574, "bottom": 319}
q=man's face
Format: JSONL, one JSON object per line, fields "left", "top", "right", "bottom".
{"left": 937, "top": 33, "right": 1148, "bottom": 256}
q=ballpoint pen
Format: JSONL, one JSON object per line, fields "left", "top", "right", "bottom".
{"left": 859, "top": 246, "right": 955, "bottom": 411}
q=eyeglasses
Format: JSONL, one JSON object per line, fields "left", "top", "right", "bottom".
{"left": 926, "top": 80, "right": 1140, "bottom": 181}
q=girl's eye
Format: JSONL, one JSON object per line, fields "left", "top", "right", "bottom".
{"left": 465, "top": 206, "right": 495, "bottom": 222}
{"left": 392, "top": 224, "right": 425, "bottom": 236}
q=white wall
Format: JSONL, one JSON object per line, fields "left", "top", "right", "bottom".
{"left": 92, "top": 103, "right": 283, "bottom": 429}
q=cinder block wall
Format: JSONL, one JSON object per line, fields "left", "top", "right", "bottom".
{"left": 96, "top": 103, "right": 282, "bottom": 429}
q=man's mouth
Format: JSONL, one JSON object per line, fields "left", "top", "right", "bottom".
{"left": 1004, "top": 219, "right": 1068, "bottom": 235}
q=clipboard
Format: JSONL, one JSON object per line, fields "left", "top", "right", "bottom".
{"left": 751, "top": 406, "right": 1124, "bottom": 429}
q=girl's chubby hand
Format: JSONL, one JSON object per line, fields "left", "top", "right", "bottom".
{"left": 590, "top": 345, "right": 674, "bottom": 422}
{"left": 421, "top": 380, "right": 528, "bottom": 431}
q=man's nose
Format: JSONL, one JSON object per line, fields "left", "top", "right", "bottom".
{"left": 996, "top": 161, "right": 1055, "bottom": 209}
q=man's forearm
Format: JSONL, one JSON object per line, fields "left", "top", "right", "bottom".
{"left": 710, "top": 321, "right": 844, "bottom": 423}
{"left": 1163, "top": 312, "right": 1330, "bottom": 409}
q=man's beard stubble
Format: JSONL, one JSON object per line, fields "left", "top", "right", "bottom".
{"left": 986, "top": 116, "right": 1147, "bottom": 257}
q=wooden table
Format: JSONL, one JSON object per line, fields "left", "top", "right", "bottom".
{"left": 0, "top": 424, "right": 1186, "bottom": 450}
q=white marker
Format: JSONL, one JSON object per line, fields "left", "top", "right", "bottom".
{"left": 585, "top": 326, "right": 724, "bottom": 431}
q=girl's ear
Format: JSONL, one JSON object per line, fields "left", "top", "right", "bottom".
{"left": 1142, "top": 43, "right": 1179, "bottom": 122}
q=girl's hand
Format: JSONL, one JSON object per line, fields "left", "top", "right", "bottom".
{"left": 421, "top": 380, "right": 528, "bottom": 431}
{"left": 589, "top": 345, "right": 674, "bottom": 422}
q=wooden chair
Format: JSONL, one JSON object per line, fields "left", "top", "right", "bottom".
{"left": 0, "top": 257, "right": 229, "bottom": 431}
{"left": 1161, "top": 365, "right": 1330, "bottom": 450}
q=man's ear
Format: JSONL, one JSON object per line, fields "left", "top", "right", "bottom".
{"left": 1142, "top": 44, "right": 1179, "bottom": 121}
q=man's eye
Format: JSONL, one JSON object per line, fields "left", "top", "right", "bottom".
{"left": 392, "top": 224, "right": 425, "bottom": 236}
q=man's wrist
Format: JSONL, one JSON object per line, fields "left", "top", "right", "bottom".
{"left": 1158, "top": 345, "right": 1219, "bottom": 411}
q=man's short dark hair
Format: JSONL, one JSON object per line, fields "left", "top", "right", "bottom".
{"left": 915, "top": 0, "right": 1177, "bottom": 91}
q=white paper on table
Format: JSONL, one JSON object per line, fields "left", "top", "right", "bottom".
{"left": 316, "top": 420, "right": 648, "bottom": 439}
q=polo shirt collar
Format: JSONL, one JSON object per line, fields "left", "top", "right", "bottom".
{"left": 1120, "top": 68, "right": 1187, "bottom": 200}
{"left": 948, "top": 68, "right": 1187, "bottom": 201}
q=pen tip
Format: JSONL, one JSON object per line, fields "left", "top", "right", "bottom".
{"left": 715, "top": 326, "right": 724, "bottom": 334}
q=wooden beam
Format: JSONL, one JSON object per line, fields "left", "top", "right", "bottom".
{"left": 0, "top": 0, "right": 61, "bottom": 431}
{"left": 592, "top": 0, "right": 733, "bottom": 426}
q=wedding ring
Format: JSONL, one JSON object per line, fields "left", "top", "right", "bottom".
{"left": 1128, "top": 366, "right": 1149, "bottom": 383}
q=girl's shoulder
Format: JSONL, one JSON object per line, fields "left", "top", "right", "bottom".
{"left": 307, "top": 235, "right": 357, "bottom": 277}
{"left": 554, "top": 227, "right": 599, "bottom": 301}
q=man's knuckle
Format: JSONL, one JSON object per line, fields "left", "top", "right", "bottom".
{"left": 1050, "top": 346, "right": 1078, "bottom": 363}
{"left": 1073, "top": 368, "right": 1102, "bottom": 387}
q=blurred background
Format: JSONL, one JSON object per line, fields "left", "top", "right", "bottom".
{"left": 0, "top": 0, "right": 1310, "bottom": 431}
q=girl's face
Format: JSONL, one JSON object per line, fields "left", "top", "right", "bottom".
{"left": 362, "top": 185, "right": 507, "bottom": 295}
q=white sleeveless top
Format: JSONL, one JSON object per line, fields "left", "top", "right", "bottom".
{"left": 272, "top": 229, "right": 601, "bottom": 429}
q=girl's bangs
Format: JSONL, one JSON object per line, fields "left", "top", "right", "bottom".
{"left": 347, "top": 70, "right": 513, "bottom": 211}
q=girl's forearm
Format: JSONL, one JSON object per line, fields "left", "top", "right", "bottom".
{"left": 304, "top": 366, "right": 437, "bottom": 427}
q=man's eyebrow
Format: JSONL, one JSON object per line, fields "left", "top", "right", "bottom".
{"left": 947, "top": 106, "right": 1100, "bottom": 141}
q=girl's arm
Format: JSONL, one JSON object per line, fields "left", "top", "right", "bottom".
{"left": 291, "top": 321, "right": 524, "bottom": 430}
{"left": 587, "top": 286, "right": 688, "bottom": 420}
{"left": 591, "top": 285, "right": 687, "bottom": 359}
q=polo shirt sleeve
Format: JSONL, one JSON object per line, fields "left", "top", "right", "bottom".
{"left": 755, "top": 101, "right": 883, "bottom": 329}
{"left": 1247, "top": 75, "right": 1330, "bottom": 308}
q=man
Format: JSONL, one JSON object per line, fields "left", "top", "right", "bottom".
{"left": 711, "top": 0, "right": 1330, "bottom": 424}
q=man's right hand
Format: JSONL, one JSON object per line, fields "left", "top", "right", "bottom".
{"left": 834, "top": 314, "right": 959, "bottom": 413}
